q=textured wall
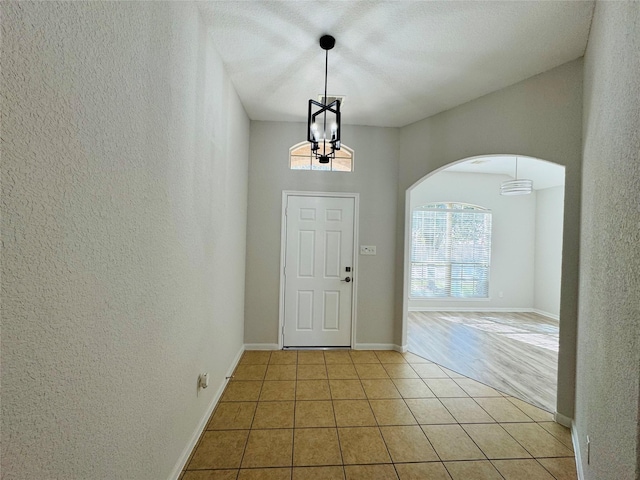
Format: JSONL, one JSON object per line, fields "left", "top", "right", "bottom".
{"left": 576, "top": 1, "right": 640, "bottom": 478}
{"left": 245, "top": 122, "right": 399, "bottom": 346}
{"left": 409, "top": 172, "right": 537, "bottom": 310}
{"left": 1, "top": 3, "right": 249, "bottom": 479}
{"left": 398, "top": 60, "right": 583, "bottom": 419}
{"left": 534, "top": 186, "right": 565, "bottom": 318}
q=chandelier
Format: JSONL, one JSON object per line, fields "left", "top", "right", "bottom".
{"left": 307, "top": 35, "right": 341, "bottom": 164}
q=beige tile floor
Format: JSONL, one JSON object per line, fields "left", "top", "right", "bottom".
{"left": 181, "top": 350, "right": 577, "bottom": 480}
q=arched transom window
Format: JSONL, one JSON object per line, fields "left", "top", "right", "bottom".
{"left": 411, "top": 202, "right": 492, "bottom": 298}
{"left": 289, "top": 142, "right": 354, "bottom": 172}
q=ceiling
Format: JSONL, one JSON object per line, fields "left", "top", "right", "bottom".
{"left": 200, "top": 1, "right": 594, "bottom": 128}
{"left": 446, "top": 155, "right": 565, "bottom": 190}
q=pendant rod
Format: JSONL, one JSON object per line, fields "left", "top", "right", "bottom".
{"left": 322, "top": 48, "right": 328, "bottom": 159}
{"left": 324, "top": 48, "right": 328, "bottom": 106}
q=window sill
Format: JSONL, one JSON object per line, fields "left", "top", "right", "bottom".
{"left": 409, "top": 297, "right": 491, "bottom": 301}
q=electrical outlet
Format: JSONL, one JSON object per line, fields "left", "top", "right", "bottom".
{"left": 499, "top": 291, "right": 504, "bottom": 298}
{"left": 199, "top": 373, "right": 209, "bottom": 390}
{"left": 360, "top": 245, "right": 376, "bottom": 255}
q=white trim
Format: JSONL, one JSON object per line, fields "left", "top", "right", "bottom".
{"left": 532, "top": 308, "right": 560, "bottom": 321}
{"left": 571, "top": 420, "right": 585, "bottom": 480}
{"left": 354, "top": 343, "right": 405, "bottom": 352}
{"left": 408, "top": 306, "right": 534, "bottom": 313}
{"left": 351, "top": 196, "right": 360, "bottom": 350}
{"left": 244, "top": 343, "right": 280, "bottom": 351}
{"left": 168, "top": 344, "right": 245, "bottom": 480}
{"left": 400, "top": 188, "right": 412, "bottom": 350}
{"left": 278, "top": 192, "right": 288, "bottom": 350}
{"left": 409, "top": 296, "right": 492, "bottom": 301}
{"left": 279, "top": 191, "right": 360, "bottom": 350}
{"left": 554, "top": 411, "right": 572, "bottom": 428}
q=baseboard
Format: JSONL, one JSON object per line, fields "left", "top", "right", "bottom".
{"left": 246, "top": 343, "right": 407, "bottom": 352}
{"left": 554, "top": 411, "right": 572, "bottom": 428}
{"left": 533, "top": 309, "right": 560, "bottom": 321}
{"left": 354, "top": 343, "right": 404, "bottom": 351}
{"left": 571, "top": 420, "right": 585, "bottom": 480}
{"left": 168, "top": 344, "right": 245, "bottom": 480}
{"left": 244, "top": 343, "right": 280, "bottom": 350}
{"left": 408, "top": 306, "right": 533, "bottom": 313}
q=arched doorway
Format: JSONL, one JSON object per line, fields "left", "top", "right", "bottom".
{"left": 402, "top": 154, "right": 566, "bottom": 412}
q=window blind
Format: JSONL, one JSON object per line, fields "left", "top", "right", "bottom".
{"left": 411, "top": 203, "right": 492, "bottom": 298}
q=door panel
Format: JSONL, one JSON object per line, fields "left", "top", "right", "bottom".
{"left": 296, "top": 291, "right": 314, "bottom": 330}
{"left": 324, "top": 231, "right": 341, "bottom": 277}
{"left": 323, "top": 291, "right": 340, "bottom": 330}
{"left": 298, "top": 231, "right": 315, "bottom": 276}
{"left": 284, "top": 195, "right": 354, "bottom": 347}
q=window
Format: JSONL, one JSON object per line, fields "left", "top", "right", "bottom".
{"left": 411, "top": 202, "right": 492, "bottom": 298}
{"left": 289, "top": 142, "right": 353, "bottom": 172}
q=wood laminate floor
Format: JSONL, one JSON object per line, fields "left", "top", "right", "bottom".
{"left": 407, "top": 312, "right": 558, "bottom": 412}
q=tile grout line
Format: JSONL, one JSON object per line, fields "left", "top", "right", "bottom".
{"left": 531, "top": 457, "right": 566, "bottom": 480}
{"left": 415, "top": 363, "right": 495, "bottom": 469}
{"left": 411, "top": 350, "right": 571, "bottom": 471}
{"left": 183, "top": 349, "right": 576, "bottom": 479}
{"left": 233, "top": 375, "right": 263, "bottom": 480}
{"left": 499, "top": 419, "right": 570, "bottom": 463}
{"left": 399, "top": 355, "right": 447, "bottom": 478}
{"left": 290, "top": 358, "right": 297, "bottom": 480}
{"left": 322, "top": 351, "right": 347, "bottom": 479}
{"left": 289, "top": 352, "right": 297, "bottom": 480}
{"left": 368, "top": 352, "right": 449, "bottom": 476}
{"left": 234, "top": 353, "right": 268, "bottom": 476}
{"left": 346, "top": 353, "right": 388, "bottom": 471}
{"left": 404, "top": 352, "right": 486, "bottom": 478}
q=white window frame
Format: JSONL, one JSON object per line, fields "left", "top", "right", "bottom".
{"left": 289, "top": 141, "right": 354, "bottom": 172}
{"left": 410, "top": 202, "right": 492, "bottom": 299}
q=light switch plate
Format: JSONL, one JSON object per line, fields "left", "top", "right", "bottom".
{"left": 360, "top": 245, "right": 376, "bottom": 255}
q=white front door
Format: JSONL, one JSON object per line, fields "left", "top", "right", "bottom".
{"left": 283, "top": 195, "right": 355, "bottom": 347}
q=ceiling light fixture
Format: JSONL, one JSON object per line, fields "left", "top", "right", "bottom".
{"left": 307, "top": 35, "right": 341, "bottom": 165}
{"left": 501, "top": 157, "right": 533, "bottom": 195}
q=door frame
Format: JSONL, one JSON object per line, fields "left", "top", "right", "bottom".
{"left": 278, "top": 191, "right": 360, "bottom": 349}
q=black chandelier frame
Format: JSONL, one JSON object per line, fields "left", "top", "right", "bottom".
{"left": 307, "top": 35, "right": 341, "bottom": 165}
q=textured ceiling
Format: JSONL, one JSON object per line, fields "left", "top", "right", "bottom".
{"left": 200, "top": 1, "right": 594, "bottom": 127}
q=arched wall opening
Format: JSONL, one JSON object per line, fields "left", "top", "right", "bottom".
{"left": 393, "top": 59, "right": 583, "bottom": 423}
{"left": 401, "top": 154, "right": 567, "bottom": 413}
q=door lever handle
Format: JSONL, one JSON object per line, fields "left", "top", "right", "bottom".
{"left": 341, "top": 277, "right": 351, "bottom": 283}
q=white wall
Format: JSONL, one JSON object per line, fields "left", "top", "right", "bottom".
{"left": 409, "top": 172, "right": 537, "bottom": 310}
{"left": 245, "top": 122, "right": 399, "bottom": 347}
{"left": 534, "top": 186, "right": 565, "bottom": 318}
{"left": 1, "top": 3, "right": 249, "bottom": 479}
{"left": 576, "top": 2, "right": 640, "bottom": 479}
{"left": 398, "top": 59, "right": 583, "bottom": 419}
